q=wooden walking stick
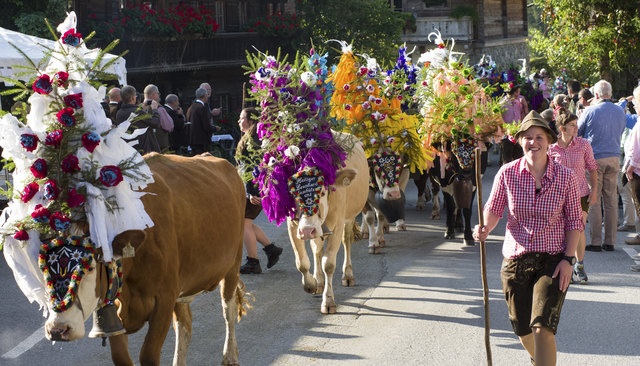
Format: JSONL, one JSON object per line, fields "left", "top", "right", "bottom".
{"left": 242, "top": 82, "right": 246, "bottom": 108}
{"left": 475, "top": 147, "right": 493, "bottom": 366}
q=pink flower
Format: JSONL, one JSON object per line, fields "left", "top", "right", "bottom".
{"left": 21, "top": 182, "right": 39, "bottom": 203}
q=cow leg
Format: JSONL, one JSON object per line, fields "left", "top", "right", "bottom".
{"left": 341, "top": 220, "right": 355, "bottom": 287}
{"left": 363, "top": 208, "right": 381, "bottom": 254}
{"left": 430, "top": 176, "right": 441, "bottom": 220}
{"left": 172, "top": 302, "right": 193, "bottom": 366}
{"left": 139, "top": 303, "right": 174, "bottom": 366}
{"left": 455, "top": 209, "right": 464, "bottom": 232}
{"left": 109, "top": 334, "right": 134, "bottom": 366}
{"left": 321, "top": 224, "right": 344, "bottom": 314}
{"left": 311, "top": 238, "right": 325, "bottom": 295}
{"left": 379, "top": 211, "right": 390, "bottom": 234}
{"left": 414, "top": 173, "right": 428, "bottom": 211}
{"left": 360, "top": 203, "right": 371, "bottom": 240}
{"left": 395, "top": 219, "right": 406, "bottom": 231}
{"left": 287, "top": 222, "right": 317, "bottom": 294}
{"left": 463, "top": 207, "right": 474, "bottom": 246}
{"left": 443, "top": 191, "right": 456, "bottom": 239}
{"left": 220, "top": 277, "right": 240, "bottom": 366}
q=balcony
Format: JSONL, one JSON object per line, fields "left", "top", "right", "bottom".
{"left": 402, "top": 16, "right": 473, "bottom": 43}
{"left": 114, "top": 32, "right": 288, "bottom": 74}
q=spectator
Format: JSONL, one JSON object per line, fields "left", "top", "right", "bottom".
{"left": 144, "top": 84, "right": 170, "bottom": 151}
{"left": 115, "top": 85, "right": 161, "bottom": 154}
{"left": 576, "top": 88, "right": 594, "bottom": 117}
{"left": 549, "top": 107, "right": 598, "bottom": 283}
{"left": 187, "top": 87, "right": 216, "bottom": 155}
{"left": 567, "top": 80, "right": 581, "bottom": 114}
{"left": 622, "top": 87, "right": 640, "bottom": 255}
{"left": 500, "top": 84, "right": 528, "bottom": 164}
{"left": 199, "top": 82, "right": 223, "bottom": 121}
{"left": 108, "top": 87, "right": 121, "bottom": 123}
{"left": 235, "top": 107, "right": 283, "bottom": 274}
{"left": 578, "top": 80, "right": 626, "bottom": 252}
{"left": 474, "top": 111, "right": 582, "bottom": 366}
{"left": 164, "top": 94, "right": 187, "bottom": 154}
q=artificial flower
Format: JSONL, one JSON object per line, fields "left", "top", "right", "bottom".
{"left": 49, "top": 212, "right": 70, "bottom": 231}
{"left": 284, "top": 145, "right": 300, "bottom": 159}
{"left": 54, "top": 71, "right": 69, "bottom": 87}
{"left": 33, "top": 74, "right": 53, "bottom": 94}
{"left": 20, "top": 134, "right": 39, "bottom": 152}
{"left": 56, "top": 108, "right": 76, "bottom": 127}
{"left": 99, "top": 165, "right": 123, "bottom": 187}
{"left": 81, "top": 132, "right": 100, "bottom": 152}
{"left": 61, "top": 28, "right": 82, "bottom": 47}
{"left": 61, "top": 154, "right": 80, "bottom": 173}
{"left": 44, "top": 130, "right": 63, "bottom": 148}
{"left": 21, "top": 182, "right": 39, "bottom": 203}
{"left": 301, "top": 71, "right": 318, "bottom": 87}
{"left": 31, "top": 204, "right": 51, "bottom": 224}
{"left": 13, "top": 230, "right": 29, "bottom": 241}
{"left": 306, "top": 139, "right": 316, "bottom": 149}
{"left": 66, "top": 188, "right": 85, "bottom": 208}
{"left": 63, "top": 93, "right": 83, "bottom": 109}
{"left": 30, "top": 159, "right": 47, "bottom": 179}
{"left": 43, "top": 180, "right": 60, "bottom": 200}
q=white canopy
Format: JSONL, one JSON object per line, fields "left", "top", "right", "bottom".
{"left": 0, "top": 26, "right": 127, "bottom": 87}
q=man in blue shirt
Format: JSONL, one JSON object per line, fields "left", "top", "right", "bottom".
{"left": 578, "top": 80, "right": 626, "bottom": 252}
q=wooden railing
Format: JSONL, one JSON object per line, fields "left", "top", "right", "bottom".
{"left": 113, "top": 33, "right": 290, "bottom": 73}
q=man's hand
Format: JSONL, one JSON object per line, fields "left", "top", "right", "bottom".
{"left": 211, "top": 108, "right": 221, "bottom": 117}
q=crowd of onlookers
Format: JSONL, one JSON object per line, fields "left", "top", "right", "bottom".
{"left": 499, "top": 76, "right": 640, "bottom": 274}
{"left": 100, "top": 82, "right": 223, "bottom": 156}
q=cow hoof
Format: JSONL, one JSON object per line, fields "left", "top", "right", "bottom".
{"left": 302, "top": 277, "right": 317, "bottom": 294}
{"left": 444, "top": 232, "right": 455, "bottom": 240}
{"left": 368, "top": 246, "right": 382, "bottom": 254}
{"left": 416, "top": 202, "right": 426, "bottom": 211}
{"left": 321, "top": 304, "right": 337, "bottom": 314}
{"left": 315, "top": 285, "right": 324, "bottom": 295}
{"left": 464, "top": 239, "right": 475, "bottom": 246}
{"left": 431, "top": 213, "right": 441, "bottom": 220}
{"left": 342, "top": 277, "right": 355, "bottom": 287}
{"left": 379, "top": 239, "right": 386, "bottom": 248}
{"left": 395, "top": 224, "right": 406, "bottom": 231}
{"left": 383, "top": 224, "right": 390, "bottom": 234}
{"left": 362, "top": 232, "right": 370, "bottom": 239}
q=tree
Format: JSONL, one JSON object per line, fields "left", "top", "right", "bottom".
{"left": 0, "top": 0, "right": 67, "bottom": 39}
{"left": 296, "top": 0, "right": 408, "bottom": 65}
{"left": 529, "top": 0, "right": 640, "bottom": 84}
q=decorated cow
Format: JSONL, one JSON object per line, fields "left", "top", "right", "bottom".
{"left": 0, "top": 13, "right": 247, "bottom": 366}
{"left": 286, "top": 133, "right": 369, "bottom": 313}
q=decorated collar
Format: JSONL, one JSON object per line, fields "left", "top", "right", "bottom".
{"left": 371, "top": 151, "right": 402, "bottom": 187}
{"left": 39, "top": 235, "right": 95, "bottom": 313}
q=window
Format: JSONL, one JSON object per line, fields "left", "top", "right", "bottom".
{"left": 215, "top": 1, "right": 225, "bottom": 31}
{"left": 218, "top": 94, "right": 230, "bottom": 115}
{"left": 238, "top": 1, "right": 247, "bottom": 28}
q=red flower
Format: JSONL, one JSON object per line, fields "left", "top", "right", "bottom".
{"left": 43, "top": 180, "right": 60, "bottom": 200}
{"left": 13, "top": 230, "right": 29, "bottom": 241}
{"left": 61, "top": 154, "right": 80, "bottom": 173}
{"left": 99, "top": 166, "right": 124, "bottom": 187}
{"left": 89, "top": 13, "right": 96, "bottom": 19}
{"left": 31, "top": 204, "right": 51, "bottom": 224}
{"left": 145, "top": 21, "right": 151, "bottom": 26}
{"left": 64, "top": 93, "right": 83, "bottom": 109}
{"left": 30, "top": 158, "right": 47, "bottom": 179}
{"left": 33, "top": 74, "right": 53, "bottom": 94}
{"left": 20, "top": 134, "right": 38, "bottom": 152}
{"left": 21, "top": 182, "right": 39, "bottom": 203}
{"left": 61, "top": 28, "right": 82, "bottom": 47}
{"left": 56, "top": 108, "right": 76, "bottom": 127}
{"left": 66, "top": 188, "right": 85, "bottom": 208}
{"left": 54, "top": 71, "right": 69, "bottom": 87}
{"left": 45, "top": 130, "right": 63, "bottom": 148}
{"left": 49, "top": 212, "right": 70, "bottom": 231}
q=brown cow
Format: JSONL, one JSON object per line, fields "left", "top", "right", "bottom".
{"left": 43, "top": 153, "right": 247, "bottom": 366}
{"left": 287, "top": 132, "right": 369, "bottom": 314}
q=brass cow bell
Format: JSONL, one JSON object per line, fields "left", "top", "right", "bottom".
{"left": 88, "top": 303, "right": 125, "bottom": 339}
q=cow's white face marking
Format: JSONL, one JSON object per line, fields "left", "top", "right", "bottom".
{"left": 297, "top": 186, "right": 328, "bottom": 240}
{"left": 44, "top": 260, "right": 99, "bottom": 341}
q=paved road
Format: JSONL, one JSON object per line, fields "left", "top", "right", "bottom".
{"left": 1, "top": 151, "right": 640, "bottom": 365}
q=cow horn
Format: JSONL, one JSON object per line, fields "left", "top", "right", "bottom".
{"left": 88, "top": 303, "right": 126, "bottom": 341}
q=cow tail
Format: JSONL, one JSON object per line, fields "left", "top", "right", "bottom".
{"left": 235, "top": 280, "right": 253, "bottom": 322}
{"left": 351, "top": 220, "right": 362, "bottom": 241}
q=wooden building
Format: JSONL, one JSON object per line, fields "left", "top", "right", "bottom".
{"left": 399, "top": 0, "right": 528, "bottom": 68}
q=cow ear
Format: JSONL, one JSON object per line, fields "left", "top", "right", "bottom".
{"left": 112, "top": 230, "right": 147, "bottom": 258}
{"left": 334, "top": 168, "right": 358, "bottom": 188}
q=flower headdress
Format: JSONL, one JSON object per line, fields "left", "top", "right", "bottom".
{"left": 328, "top": 42, "right": 433, "bottom": 174}
{"left": 0, "top": 12, "right": 153, "bottom": 314}
{"left": 245, "top": 48, "right": 348, "bottom": 225}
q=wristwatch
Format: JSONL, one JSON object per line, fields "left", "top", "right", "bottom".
{"left": 561, "top": 255, "right": 577, "bottom": 265}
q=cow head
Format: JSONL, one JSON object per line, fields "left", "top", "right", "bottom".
{"left": 289, "top": 167, "right": 357, "bottom": 240}
{"left": 43, "top": 230, "right": 146, "bottom": 341}
{"left": 370, "top": 149, "right": 407, "bottom": 200}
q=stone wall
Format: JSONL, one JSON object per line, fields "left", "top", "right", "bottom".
{"left": 470, "top": 37, "right": 529, "bottom": 68}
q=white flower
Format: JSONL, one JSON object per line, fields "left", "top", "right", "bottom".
{"left": 383, "top": 77, "right": 391, "bottom": 85}
{"left": 366, "top": 84, "right": 375, "bottom": 93}
{"left": 301, "top": 71, "right": 318, "bottom": 87}
{"left": 268, "top": 157, "right": 277, "bottom": 166}
{"left": 284, "top": 145, "right": 300, "bottom": 159}
{"left": 362, "top": 101, "right": 371, "bottom": 110}
{"left": 368, "top": 95, "right": 376, "bottom": 102}
{"left": 262, "top": 56, "right": 276, "bottom": 66}
{"left": 371, "top": 111, "right": 383, "bottom": 121}
{"left": 261, "top": 139, "right": 269, "bottom": 149}
{"left": 370, "top": 137, "right": 377, "bottom": 145}
{"left": 387, "top": 137, "right": 395, "bottom": 144}
{"left": 306, "top": 139, "right": 316, "bottom": 148}
{"left": 293, "top": 124, "right": 301, "bottom": 132}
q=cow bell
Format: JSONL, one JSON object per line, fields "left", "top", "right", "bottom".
{"left": 374, "top": 190, "right": 406, "bottom": 223}
{"left": 88, "top": 303, "right": 125, "bottom": 339}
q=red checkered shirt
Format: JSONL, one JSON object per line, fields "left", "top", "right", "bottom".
{"left": 548, "top": 136, "right": 598, "bottom": 197}
{"left": 485, "top": 157, "right": 584, "bottom": 259}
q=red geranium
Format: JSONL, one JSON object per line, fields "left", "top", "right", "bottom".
{"left": 63, "top": 93, "right": 83, "bottom": 109}
{"left": 33, "top": 74, "right": 53, "bottom": 94}
{"left": 21, "top": 182, "right": 39, "bottom": 203}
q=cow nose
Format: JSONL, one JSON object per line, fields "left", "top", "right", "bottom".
{"left": 298, "top": 227, "right": 316, "bottom": 239}
{"left": 387, "top": 190, "right": 401, "bottom": 200}
{"left": 48, "top": 327, "right": 69, "bottom": 341}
